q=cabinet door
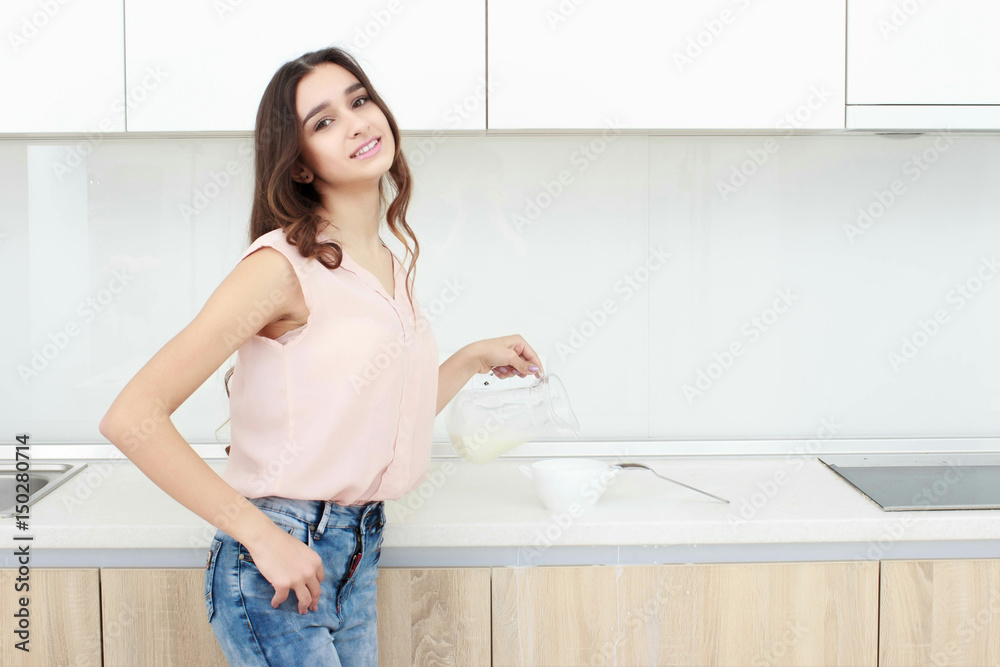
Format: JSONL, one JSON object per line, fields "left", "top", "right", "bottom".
{"left": 880, "top": 559, "right": 1000, "bottom": 666}
{"left": 493, "top": 565, "right": 619, "bottom": 665}
{"left": 488, "top": 0, "right": 845, "bottom": 130}
{"left": 0, "top": 568, "right": 102, "bottom": 666}
{"left": 124, "top": 0, "right": 485, "bottom": 132}
{"left": 0, "top": 0, "right": 124, "bottom": 132}
{"left": 100, "top": 568, "right": 226, "bottom": 667}
{"left": 493, "top": 562, "right": 878, "bottom": 666}
{"left": 377, "top": 567, "right": 491, "bottom": 666}
{"left": 847, "top": 0, "right": 1000, "bottom": 104}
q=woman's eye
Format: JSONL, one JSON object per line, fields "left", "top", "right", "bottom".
{"left": 314, "top": 97, "right": 367, "bottom": 131}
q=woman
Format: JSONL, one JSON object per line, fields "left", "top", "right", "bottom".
{"left": 98, "top": 46, "right": 544, "bottom": 666}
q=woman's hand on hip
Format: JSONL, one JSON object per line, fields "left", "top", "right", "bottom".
{"left": 248, "top": 525, "right": 325, "bottom": 615}
{"left": 463, "top": 334, "right": 544, "bottom": 379}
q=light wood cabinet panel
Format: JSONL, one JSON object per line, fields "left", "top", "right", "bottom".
{"left": 102, "top": 566, "right": 490, "bottom": 665}
{"left": 619, "top": 561, "right": 877, "bottom": 666}
{"left": 100, "top": 568, "right": 226, "bottom": 667}
{"left": 493, "top": 561, "right": 878, "bottom": 666}
{"left": 493, "top": 565, "right": 620, "bottom": 666}
{"left": 880, "top": 559, "right": 1000, "bottom": 667}
{"left": 18, "top": 557, "right": 1000, "bottom": 666}
{"left": 377, "top": 567, "right": 491, "bottom": 666}
{"left": 0, "top": 568, "right": 102, "bottom": 667}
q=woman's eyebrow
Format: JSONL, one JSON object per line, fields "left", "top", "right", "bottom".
{"left": 301, "top": 83, "right": 367, "bottom": 128}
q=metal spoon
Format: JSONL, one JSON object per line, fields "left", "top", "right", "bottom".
{"left": 612, "top": 462, "right": 730, "bottom": 504}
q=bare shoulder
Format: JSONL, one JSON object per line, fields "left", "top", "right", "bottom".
{"left": 231, "top": 245, "right": 301, "bottom": 312}
{"left": 98, "top": 244, "right": 303, "bottom": 434}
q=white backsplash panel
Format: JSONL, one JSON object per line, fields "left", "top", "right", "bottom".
{"left": 404, "top": 135, "right": 650, "bottom": 443}
{"left": 2, "top": 133, "right": 1000, "bottom": 448}
{"left": 649, "top": 134, "right": 1000, "bottom": 439}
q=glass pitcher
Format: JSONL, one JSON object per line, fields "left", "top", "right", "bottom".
{"left": 445, "top": 373, "right": 581, "bottom": 464}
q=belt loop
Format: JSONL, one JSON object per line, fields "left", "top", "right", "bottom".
{"left": 363, "top": 501, "right": 379, "bottom": 531}
{"left": 314, "top": 500, "right": 331, "bottom": 538}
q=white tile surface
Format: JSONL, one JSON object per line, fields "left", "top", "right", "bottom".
{"left": 649, "top": 134, "right": 1000, "bottom": 439}
{"left": 4, "top": 133, "right": 1000, "bottom": 451}
{"left": 401, "top": 135, "right": 650, "bottom": 442}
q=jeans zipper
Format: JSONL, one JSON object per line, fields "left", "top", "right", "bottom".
{"left": 338, "top": 527, "right": 364, "bottom": 616}
{"left": 347, "top": 527, "right": 363, "bottom": 578}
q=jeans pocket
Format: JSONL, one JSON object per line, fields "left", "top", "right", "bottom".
{"left": 204, "top": 537, "right": 223, "bottom": 623}
{"left": 236, "top": 520, "right": 324, "bottom": 613}
{"left": 255, "top": 507, "right": 313, "bottom": 547}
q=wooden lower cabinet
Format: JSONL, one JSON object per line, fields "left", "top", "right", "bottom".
{"left": 99, "top": 566, "right": 490, "bottom": 666}
{"left": 0, "top": 568, "right": 102, "bottom": 667}
{"left": 880, "top": 559, "right": 1000, "bottom": 667}
{"left": 377, "top": 567, "right": 491, "bottom": 665}
{"left": 101, "top": 568, "right": 224, "bottom": 666}
{"left": 10, "top": 558, "right": 1000, "bottom": 666}
{"left": 492, "top": 561, "right": 879, "bottom": 666}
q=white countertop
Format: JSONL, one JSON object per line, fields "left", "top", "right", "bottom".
{"left": 4, "top": 455, "right": 1000, "bottom": 566}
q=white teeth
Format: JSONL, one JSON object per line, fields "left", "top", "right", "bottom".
{"left": 352, "top": 138, "right": 378, "bottom": 157}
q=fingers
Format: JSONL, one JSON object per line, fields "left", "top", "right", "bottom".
{"left": 271, "top": 587, "right": 288, "bottom": 610}
{"left": 295, "top": 579, "right": 320, "bottom": 614}
{"left": 305, "top": 572, "right": 322, "bottom": 612}
{"left": 503, "top": 355, "right": 540, "bottom": 378}
{"left": 273, "top": 582, "right": 319, "bottom": 615}
{"left": 487, "top": 335, "right": 544, "bottom": 379}
{"left": 492, "top": 364, "right": 535, "bottom": 379}
{"left": 503, "top": 335, "right": 544, "bottom": 377}
{"left": 514, "top": 337, "right": 544, "bottom": 376}
{"left": 270, "top": 571, "right": 323, "bottom": 614}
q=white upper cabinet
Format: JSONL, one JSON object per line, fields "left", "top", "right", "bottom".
{"left": 847, "top": 0, "right": 1000, "bottom": 104}
{"left": 124, "top": 1, "right": 485, "bottom": 132}
{"left": 487, "top": 0, "right": 846, "bottom": 130}
{"left": 0, "top": 0, "right": 125, "bottom": 133}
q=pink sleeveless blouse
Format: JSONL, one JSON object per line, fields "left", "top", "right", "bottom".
{"left": 221, "top": 227, "right": 439, "bottom": 505}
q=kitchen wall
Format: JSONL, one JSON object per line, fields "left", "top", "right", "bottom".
{"left": 3, "top": 131, "right": 1000, "bottom": 451}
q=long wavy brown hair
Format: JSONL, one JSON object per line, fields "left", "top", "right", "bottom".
{"left": 217, "top": 46, "right": 419, "bottom": 445}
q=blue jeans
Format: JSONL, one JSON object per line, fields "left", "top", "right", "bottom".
{"left": 204, "top": 496, "right": 385, "bottom": 666}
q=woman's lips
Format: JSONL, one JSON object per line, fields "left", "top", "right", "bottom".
{"left": 351, "top": 137, "right": 382, "bottom": 159}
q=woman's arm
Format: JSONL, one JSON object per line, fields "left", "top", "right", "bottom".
{"left": 435, "top": 336, "right": 545, "bottom": 416}
{"left": 98, "top": 247, "right": 302, "bottom": 551}
{"left": 436, "top": 346, "right": 477, "bottom": 416}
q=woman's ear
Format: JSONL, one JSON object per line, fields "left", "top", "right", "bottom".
{"left": 291, "top": 162, "right": 314, "bottom": 183}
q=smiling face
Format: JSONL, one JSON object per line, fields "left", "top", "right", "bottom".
{"left": 293, "top": 62, "right": 394, "bottom": 188}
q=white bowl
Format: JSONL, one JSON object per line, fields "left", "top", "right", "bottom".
{"left": 519, "top": 458, "right": 621, "bottom": 511}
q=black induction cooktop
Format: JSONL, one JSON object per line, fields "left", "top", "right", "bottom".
{"left": 818, "top": 454, "right": 1000, "bottom": 511}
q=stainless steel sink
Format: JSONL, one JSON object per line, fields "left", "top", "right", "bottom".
{"left": 0, "top": 462, "right": 89, "bottom": 518}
